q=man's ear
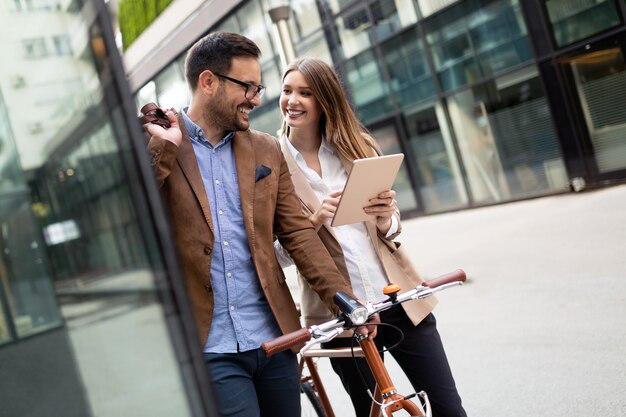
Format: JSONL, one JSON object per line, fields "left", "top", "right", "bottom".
{"left": 197, "top": 70, "right": 218, "bottom": 96}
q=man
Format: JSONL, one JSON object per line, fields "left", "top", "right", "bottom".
{"left": 142, "top": 32, "right": 371, "bottom": 417}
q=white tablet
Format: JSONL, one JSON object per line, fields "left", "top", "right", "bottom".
{"left": 331, "top": 154, "right": 404, "bottom": 227}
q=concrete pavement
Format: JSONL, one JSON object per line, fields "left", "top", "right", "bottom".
{"left": 289, "top": 183, "right": 626, "bottom": 417}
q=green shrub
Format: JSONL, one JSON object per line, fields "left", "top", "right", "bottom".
{"left": 118, "top": 0, "right": 173, "bottom": 50}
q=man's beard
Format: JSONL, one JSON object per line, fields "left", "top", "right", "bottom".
{"left": 203, "top": 90, "right": 250, "bottom": 132}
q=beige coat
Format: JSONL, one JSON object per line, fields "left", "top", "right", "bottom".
{"left": 279, "top": 136, "right": 437, "bottom": 327}
{"left": 147, "top": 114, "right": 353, "bottom": 347}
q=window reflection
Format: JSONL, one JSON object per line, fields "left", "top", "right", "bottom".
{"left": 370, "top": 124, "right": 418, "bottom": 211}
{"left": 1, "top": 2, "right": 195, "bottom": 416}
{"left": 335, "top": 0, "right": 418, "bottom": 59}
{"left": 418, "top": 0, "right": 461, "bottom": 17}
{"left": 370, "top": 0, "right": 418, "bottom": 41}
{"left": 287, "top": 0, "right": 324, "bottom": 38}
{"left": 380, "top": 30, "right": 436, "bottom": 108}
{"left": 425, "top": 0, "right": 533, "bottom": 91}
{"left": 336, "top": 3, "right": 374, "bottom": 59}
{"left": 155, "top": 62, "right": 189, "bottom": 110}
{"left": 447, "top": 66, "right": 567, "bottom": 204}
{"left": 405, "top": 103, "right": 467, "bottom": 212}
{"left": 344, "top": 50, "right": 392, "bottom": 122}
{"left": 546, "top": 0, "right": 621, "bottom": 47}
{"left": 566, "top": 48, "right": 626, "bottom": 174}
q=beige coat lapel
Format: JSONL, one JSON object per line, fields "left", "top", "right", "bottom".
{"left": 279, "top": 136, "right": 321, "bottom": 215}
{"left": 233, "top": 131, "right": 256, "bottom": 246}
{"left": 177, "top": 116, "right": 214, "bottom": 236}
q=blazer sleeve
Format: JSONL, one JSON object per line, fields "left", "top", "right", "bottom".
{"left": 147, "top": 136, "right": 179, "bottom": 187}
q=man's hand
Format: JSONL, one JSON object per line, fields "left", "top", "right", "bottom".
{"left": 363, "top": 189, "right": 397, "bottom": 234}
{"left": 355, "top": 313, "right": 380, "bottom": 340}
{"left": 143, "top": 109, "right": 182, "bottom": 147}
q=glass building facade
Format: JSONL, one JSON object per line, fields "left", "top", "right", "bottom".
{"left": 1, "top": 1, "right": 218, "bottom": 416}
{"left": 129, "top": 0, "right": 626, "bottom": 217}
{"left": 3, "top": 0, "right": 626, "bottom": 415}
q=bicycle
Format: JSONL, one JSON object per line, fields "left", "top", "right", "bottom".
{"left": 264, "top": 269, "right": 466, "bottom": 417}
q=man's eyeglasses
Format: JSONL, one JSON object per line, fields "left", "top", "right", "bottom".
{"left": 213, "top": 72, "right": 266, "bottom": 100}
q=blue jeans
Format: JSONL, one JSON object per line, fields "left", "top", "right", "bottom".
{"left": 204, "top": 348, "right": 301, "bottom": 417}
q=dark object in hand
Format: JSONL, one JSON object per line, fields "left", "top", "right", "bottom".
{"left": 139, "top": 103, "right": 173, "bottom": 129}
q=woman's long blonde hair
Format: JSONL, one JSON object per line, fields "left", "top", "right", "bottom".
{"left": 280, "top": 58, "right": 380, "bottom": 161}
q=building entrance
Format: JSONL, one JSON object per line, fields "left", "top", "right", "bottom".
{"left": 561, "top": 42, "right": 626, "bottom": 182}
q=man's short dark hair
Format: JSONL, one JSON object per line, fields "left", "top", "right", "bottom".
{"left": 184, "top": 31, "right": 261, "bottom": 91}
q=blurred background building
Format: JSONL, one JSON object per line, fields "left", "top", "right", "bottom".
{"left": 0, "top": 0, "right": 625, "bottom": 416}
{"left": 124, "top": 0, "right": 626, "bottom": 217}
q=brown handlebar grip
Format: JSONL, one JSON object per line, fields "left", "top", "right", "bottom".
{"left": 262, "top": 328, "right": 312, "bottom": 357}
{"left": 422, "top": 269, "right": 467, "bottom": 288}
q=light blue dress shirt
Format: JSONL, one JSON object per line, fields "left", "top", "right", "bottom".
{"left": 181, "top": 110, "right": 281, "bottom": 353}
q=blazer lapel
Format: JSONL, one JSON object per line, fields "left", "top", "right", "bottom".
{"left": 176, "top": 115, "right": 214, "bottom": 236}
{"left": 279, "top": 136, "right": 321, "bottom": 214}
{"left": 233, "top": 131, "right": 256, "bottom": 244}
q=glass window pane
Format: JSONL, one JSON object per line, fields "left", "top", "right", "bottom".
{"left": 250, "top": 97, "right": 282, "bottom": 136}
{"left": 370, "top": 125, "right": 418, "bottom": 211}
{"left": 546, "top": 0, "right": 621, "bottom": 47}
{"left": 326, "top": 0, "right": 357, "bottom": 14}
{"left": 238, "top": 0, "right": 274, "bottom": 58}
{"left": 336, "top": 4, "right": 375, "bottom": 58}
{"left": 418, "top": 0, "right": 461, "bottom": 17}
{"left": 295, "top": 29, "right": 333, "bottom": 62}
{"left": 380, "top": 30, "right": 436, "bottom": 107}
{"left": 289, "top": 0, "right": 324, "bottom": 38}
{"left": 1, "top": 3, "right": 198, "bottom": 416}
{"left": 345, "top": 51, "right": 393, "bottom": 122}
{"left": 425, "top": 0, "right": 533, "bottom": 91}
{"left": 404, "top": 103, "right": 467, "bottom": 212}
{"left": 370, "top": 0, "right": 418, "bottom": 41}
{"left": 567, "top": 48, "right": 626, "bottom": 173}
{"left": 448, "top": 66, "right": 567, "bottom": 204}
{"left": 261, "top": 57, "right": 282, "bottom": 101}
{"left": 0, "top": 296, "right": 10, "bottom": 344}
{"left": 154, "top": 62, "right": 189, "bottom": 110}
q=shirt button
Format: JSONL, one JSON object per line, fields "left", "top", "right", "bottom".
{"left": 215, "top": 179, "right": 220, "bottom": 185}
{"left": 226, "top": 272, "right": 232, "bottom": 278}
{"left": 223, "top": 240, "right": 229, "bottom": 246}
{"left": 230, "top": 305, "right": 235, "bottom": 311}
{"left": 218, "top": 210, "right": 223, "bottom": 215}
{"left": 204, "top": 246, "right": 211, "bottom": 255}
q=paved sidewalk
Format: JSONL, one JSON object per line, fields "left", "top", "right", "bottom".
{"left": 290, "top": 183, "right": 626, "bottom": 417}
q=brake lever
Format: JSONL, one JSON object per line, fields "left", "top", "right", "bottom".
{"left": 414, "top": 281, "right": 463, "bottom": 299}
{"left": 300, "top": 327, "right": 344, "bottom": 355}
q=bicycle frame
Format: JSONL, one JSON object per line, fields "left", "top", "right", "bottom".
{"left": 264, "top": 269, "right": 466, "bottom": 417}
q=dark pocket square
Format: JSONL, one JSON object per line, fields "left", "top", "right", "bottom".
{"left": 255, "top": 164, "right": 272, "bottom": 182}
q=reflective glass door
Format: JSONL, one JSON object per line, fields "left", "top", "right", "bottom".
{"left": 369, "top": 123, "right": 419, "bottom": 212}
{"left": 565, "top": 46, "right": 626, "bottom": 177}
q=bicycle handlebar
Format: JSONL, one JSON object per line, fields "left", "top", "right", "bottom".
{"left": 421, "top": 269, "right": 466, "bottom": 288}
{"left": 263, "top": 327, "right": 312, "bottom": 357}
{"left": 262, "top": 269, "right": 466, "bottom": 357}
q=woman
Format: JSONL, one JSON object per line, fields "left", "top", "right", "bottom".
{"left": 274, "top": 58, "right": 466, "bottom": 417}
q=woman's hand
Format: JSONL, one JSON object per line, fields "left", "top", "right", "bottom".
{"left": 143, "top": 110, "right": 182, "bottom": 147}
{"left": 310, "top": 190, "right": 342, "bottom": 228}
{"left": 363, "top": 189, "right": 397, "bottom": 234}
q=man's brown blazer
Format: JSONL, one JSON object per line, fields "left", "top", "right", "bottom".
{"left": 147, "top": 114, "right": 352, "bottom": 347}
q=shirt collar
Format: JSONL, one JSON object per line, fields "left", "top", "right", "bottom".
{"left": 285, "top": 135, "right": 335, "bottom": 162}
{"left": 182, "top": 108, "right": 234, "bottom": 147}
